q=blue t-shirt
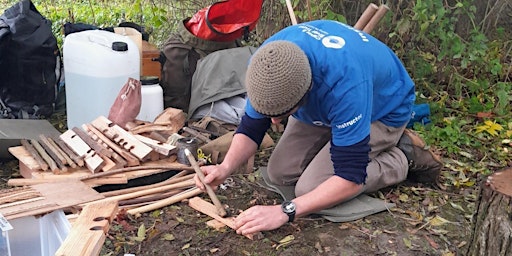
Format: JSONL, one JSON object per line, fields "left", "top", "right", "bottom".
{"left": 245, "top": 20, "right": 415, "bottom": 147}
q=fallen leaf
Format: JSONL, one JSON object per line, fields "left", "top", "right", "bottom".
{"left": 276, "top": 235, "right": 295, "bottom": 250}
{"left": 338, "top": 224, "right": 350, "bottom": 230}
{"left": 181, "top": 243, "right": 190, "bottom": 250}
{"left": 449, "top": 202, "right": 465, "bottom": 212}
{"left": 162, "top": 233, "right": 175, "bottom": 241}
{"left": 429, "top": 215, "right": 451, "bottom": 226}
{"left": 403, "top": 237, "right": 413, "bottom": 249}
{"left": 132, "top": 224, "right": 146, "bottom": 242}
{"left": 315, "top": 242, "right": 323, "bottom": 253}
{"left": 423, "top": 234, "right": 439, "bottom": 249}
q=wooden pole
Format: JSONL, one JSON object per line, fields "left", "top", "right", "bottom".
{"left": 363, "top": 4, "right": 390, "bottom": 33}
{"left": 126, "top": 187, "right": 202, "bottom": 215}
{"left": 185, "top": 148, "right": 227, "bottom": 217}
{"left": 285, "top": 0, "right": 297, "bottom": 25}
{"left": 354, "top": 3, "right": 379, "bottom": 30}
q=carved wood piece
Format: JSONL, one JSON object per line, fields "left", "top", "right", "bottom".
{"left": 90, "top": 116, "right": 152, "bottom": 161}
{"left": 54, "top": 137, "right": 85, "bottom": 167}
{"left": 84, "top": 123, "right": 140, "bottom": 166}
{"left": 134, "top": 134, "right": 176, "bottom": 156}
{"left": 47, "top": 137, "right": 78, "bottom": 169}
{"left": 188, "top": 197, "right": 263, "bottom": 240}
{"left": 72, "top": 127, "right": 113, "bottom": 158}
{"left": 55, "top": 200, "right": 118, "bottom": 256}
{"left": 60, "top": 129, "right": 92, "bottom": 157}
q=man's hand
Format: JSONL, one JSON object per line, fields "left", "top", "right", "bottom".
{"left": 234, "top": 205, "right": 288, "bottom": 235}
{"left": 194, "top": 164, "right": 230, "bottom": 190}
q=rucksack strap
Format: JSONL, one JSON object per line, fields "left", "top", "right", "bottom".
{"left": 0, "top": 19, "right": 10, "bottom": 39}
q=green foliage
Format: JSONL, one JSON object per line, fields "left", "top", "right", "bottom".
{"left": 385, "top": 0, "right": 511, "bottom": 187}
{"left": 32, "top": 0, "right": 169, "bottom": 46}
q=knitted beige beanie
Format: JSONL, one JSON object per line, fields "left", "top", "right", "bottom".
{"left": 246, "top": 41, "right": 311, "bottom": 116}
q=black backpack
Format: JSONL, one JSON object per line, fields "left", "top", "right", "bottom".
{"left": 0, "top": 0, "right": 60, "bottom": 119}
{"left": 159, "top": 19, "right": 239, "bottom": 112}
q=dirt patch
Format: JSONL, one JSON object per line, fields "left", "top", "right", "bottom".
{"left": 99, "top": 172, "right": 473, "bottom": 256}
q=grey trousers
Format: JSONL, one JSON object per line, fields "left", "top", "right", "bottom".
{"left": 267, "top": 116, "right": 408, "bottom": 200}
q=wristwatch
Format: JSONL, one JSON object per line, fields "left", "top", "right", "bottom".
{"left": 281, "top": 201, "right": 296, "bottom": 223}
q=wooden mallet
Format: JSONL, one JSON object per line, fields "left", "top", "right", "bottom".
{"left": 185, "top": 148, "right": 227, "bottom": 217}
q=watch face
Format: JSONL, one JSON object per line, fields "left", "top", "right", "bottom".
{"left": 282, "top": 201, "right": 296, "bottom": 213}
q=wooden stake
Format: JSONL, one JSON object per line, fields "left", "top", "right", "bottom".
{"left": 354, "top": 3, "right": 379, "bottom": 30}
{"left": 363, "top": 4, "right": 390, "bottom": 33}
{"left": 185, "top": 148, "right": 227, "bottom": 217}
{"left": 285, "top": 0, "right": 297, "bottom": 25}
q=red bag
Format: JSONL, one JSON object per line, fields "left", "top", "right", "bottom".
{"left": 185, "top": 0, "right": 264, "bottom": 42}
{"left": 108, "top": 78, "right": 141, "bottom": 128}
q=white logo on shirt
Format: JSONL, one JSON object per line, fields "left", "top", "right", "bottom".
{"left": 322, "top": 36, "right": 345, "bottom": 49}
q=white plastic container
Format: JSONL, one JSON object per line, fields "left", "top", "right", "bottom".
{"left": 3, "top": 210, "right": 70, "bottom": 256}
{"left": 136, "top": 76, "right": 164, "bottom": 122}
{"left": 63, "top": 30, "right": 140, "bottom": 129}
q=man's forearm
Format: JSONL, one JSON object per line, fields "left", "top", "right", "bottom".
{"left": 220, "top": 133, "right": 259, "bottom": 174}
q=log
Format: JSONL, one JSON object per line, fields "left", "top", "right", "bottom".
{"left": 466, "top": 167, "right": 512, "bottom": 255}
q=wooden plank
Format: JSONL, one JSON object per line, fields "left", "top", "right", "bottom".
{"left": 54, "top": 137, "right": 85, "bottom": 167}
{"left": 73, "top": 127, "right": 113, "bottom": 158}
{"left": 188, "top": 197, "right": 263, "bottom": 240}
{"left": 9, "top": 146, "right": 187, "bottom": 184}
{"left": 7, "top": 174, "right": 128, "bottom": 186}
{"left": 60, "top": 129, "right": 92, "bottom": 157}
{"left": 56, "top": 200, "right": 118, "bottom": 256}
{"left": 91, "top": 116, "right": 153, "bottom": 160}
{"left": 134, "top": 134, "right": 176, "bottom": 156}
{"left": 1, "top": 181, "right": 105, "bottom": 220}
{"left": 83, "top": 151, "right": 105, "bottom": 173}
{"left": 47, "top": 136, "right": 78, "bottom": 169}
{"left": 84, "top": 123, "right": 140, "bottom": 166}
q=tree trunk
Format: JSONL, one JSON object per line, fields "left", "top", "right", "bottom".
{"left": 466, "top": 168, "right": 512, "bottom": 256}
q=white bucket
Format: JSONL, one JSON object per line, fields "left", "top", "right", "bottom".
{"left": 63, "top": 30, "right": 140, "bottom": 129}
{"left": 136, "top": 76, "right": 164, "bottom": 122}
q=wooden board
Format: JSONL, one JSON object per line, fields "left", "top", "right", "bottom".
{"left": 0, "top": 181, "right": 104, "bottom": 220}
{"left": 188, "top": 197, "right": 263, "bottom": 240}
{"left": 56, "top": 200, "right": 118, "bottom": 256}
{"left": 9, "top": 146, "right": 188, "bottom": 183}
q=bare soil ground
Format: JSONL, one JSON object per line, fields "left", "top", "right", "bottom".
{"left": 97, "top": 154, "right": 474, "bottom": 256}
